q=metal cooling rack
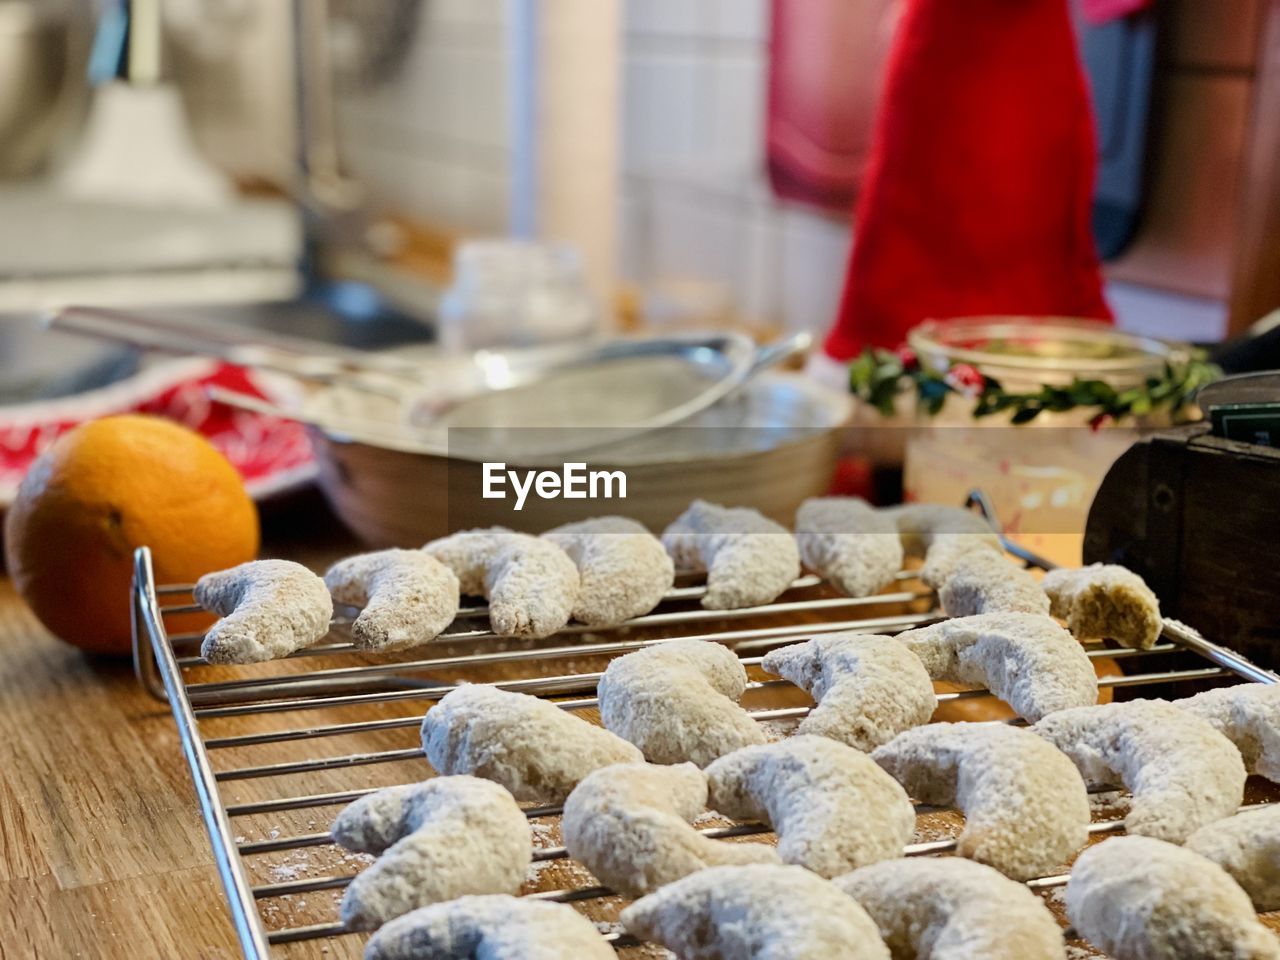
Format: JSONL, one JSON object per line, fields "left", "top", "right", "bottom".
{"left": 132, "top": 501, "right": 1280, "bottom": 959}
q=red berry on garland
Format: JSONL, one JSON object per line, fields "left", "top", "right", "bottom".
{"left": 944, "top": 362, "right": 986, "bottom": 397}
{"left": 827, "top": 455, "right": 875, "bottom": 500}
{"left": 895, "top": 346, "right": 919, "bottom": 372}
{"left": 1088, "top": 412, "right": 1113, "bottom": 432}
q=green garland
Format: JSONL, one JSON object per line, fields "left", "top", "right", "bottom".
{"left": 848, "top": 345, "right": 1221, "bottom": 428}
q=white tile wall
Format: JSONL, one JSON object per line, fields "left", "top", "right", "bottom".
{"left": 779, "top": 208, "right": 854, "bottom": 334}
{"left": 709, "top": 52, "right": 767, "bottom": 185}
{"left": 625, "top": 0, "right": 704, "bottom": 38}
{"left": 619, "top": 0, "right": 853, "bottom": 335}
{"left": 706, "top": 0, "right": 771, "bottom": 42}
{"left": 333, "top": 0, "right": 856, "bottom": 336}
{"left": 334, "top": 0, "right": 512, "bottom": 233}
{"left": 622, "top": 51, "right": 704, "bottom": 178}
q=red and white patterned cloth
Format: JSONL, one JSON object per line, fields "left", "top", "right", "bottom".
{"left": 0, "top": 359, "right": 315, "bottom": 505}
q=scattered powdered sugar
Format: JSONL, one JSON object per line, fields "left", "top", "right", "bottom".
{"left": 529, "top": 821, "right": 558, "bottom": 843}
{"left": 1065, "top": 945, "right": 1102, "bottom": 959}
{"left": 526, "top": 859, "right": 557, "bottom": 881}
{"left": 1089, "top": 789, "right": 1131, "bottom": 816}
{"left": 270, "top": 860, "right": 306, "bottom": 882}
{"left": 911, "top": 818, "right": 961, "bottom": 844}
{"left": 759, "top": 719, "right": 800, "bottom": 742}
{"left": 1041, "top": 885, "right": 1067, "bottom": 910}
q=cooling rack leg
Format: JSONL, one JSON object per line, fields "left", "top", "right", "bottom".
{"left": 134, "top": 547, "right": 274, "bottom": 959}
{"left": 132, "top": 571, "right": 167, "bottom": 701}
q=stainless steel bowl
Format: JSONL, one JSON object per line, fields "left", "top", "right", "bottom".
{"left": 307, "top": 371, "right": 852, "bottom": 545}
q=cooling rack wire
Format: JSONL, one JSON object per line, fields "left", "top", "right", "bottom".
{"left": 131, "top": 494, "right": 1280, "bottom": 959}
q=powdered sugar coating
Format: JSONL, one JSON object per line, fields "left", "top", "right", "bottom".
{"left": 424, "top": 527, "right": 579, "bottom": 639}
{"left": 885, "top": 503, "right": 1003, "bottom": 590}
{"left": 621, "top": 864, "right": 891, "bottom": 960}
{"left": 898, "top": 613, "right": 1096, "bottom": 722}
{"left": 761, "top": 633, "right": 936, "bottom": 751}
{"left": 706, "top": 735, "right": 915, "bottom": 878}
{"left": 662, "top": 500, "right": 801, "bottom": 609}
{"left": 1187, "top": 805, "right": 1280, "bottom": 912}
{"left": 323, "top": 549, "right": 460, "bottom": 651}
{"left": 932, "top": 548, "right": 1052, "bottom": 618}
{"left": 364, "top": 894, "right": 614, "bottom": 960}
{"left": 872, "top": 722, "right": 1090, "bottom": 879}
{"left": 331, "top": 776, "right": 530, "bottom": 930}
{"left": 1033, "top": 699, "right": 1247, "bottom": 843}
{"left": 835, "top": 857, "right": 1065, "bottom": 960}
{"left": 1043, "top": 563, "right": 1162, "bottom": 650}
{"left": 421, "top": 684, "right": 641, "bottom": 802}
{"left": 1066, "top": 836, "right": 1280, "bottom": 960}
{"left": 597, "top": 639, "right": 766, "bottom": 766}
{"left": 884, "top": 503, "right": 1002, "bottom": 555}
{"left": 562, "top": 762, "right": 778, "bottom": 898}
{"left": 542, "top": 516, "right": 673, "bottom": 626}
{"left": 1177, "top": 683, "right": 1280, "bottom": 781}
{"left": 196, "top": 559, "right": 333, "bottom": 664}
{"left": 795, "top": 497, "right": 904, "bottom": 598}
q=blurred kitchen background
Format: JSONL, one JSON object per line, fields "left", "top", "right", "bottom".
{"left": 3, "top": 0, "right": 1277, "bottom": 352}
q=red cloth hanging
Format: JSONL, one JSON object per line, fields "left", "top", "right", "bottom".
{"left": 765, "top": 0, "right": 898, "bottom": 213}
{"left": 822, "top": 0, "right": 1113, "bottom": 361}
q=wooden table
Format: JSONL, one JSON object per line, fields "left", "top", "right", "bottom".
{"left": 0, "top": 498, "right": 361, "bottom": 959}
{"left": 0, "top": 574, "right": 247, "bottom": 958}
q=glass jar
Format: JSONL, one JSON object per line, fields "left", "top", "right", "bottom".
{"left": 901, "top": 317, "right": 1191, "bottom": 566}
{"left": 438, "top": 240, "right": 598, "bottom": 353}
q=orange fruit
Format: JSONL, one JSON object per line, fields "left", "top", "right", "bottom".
{"left": 4, "top": 414, "right": 259, "bottom": 655}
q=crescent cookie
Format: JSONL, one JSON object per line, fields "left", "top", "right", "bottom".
{"left": 705, "top": 736, "right": 915, "bottom": 879}
{"left": 1066, "top": 836, "right": 1280, "bottom": 960}
{"left": 930, "top": 548, "right": 1052, "bottom": 618}
{"left": 881, "top": 503, "right": 998, "bottom": 585}
{"left": 761, "top": 633, "right": 936, "bottom": 752}
{"left": 542, "top": 516, "right": 674, "bottom": 626}
{"left": 195, "top": 559, "right": 333, "bottom": 663}
{"left": 1042, "top": 563, "right": 1162, "bottom": 650}
{"left": 562, "top": 762, "right": 779, "bottom": 898}
{"left": 421, "top": 684, "right": 641, "bottom": 802}
{"left": 621, "top": 864, "right": 892, "bottom": 960}
{"left": 883, "top": 503, "right": 1001, "bottom": 560}
{"left": 324, "top": 549, "right": 460, "bottom": 651}
{"left": 794, "top": 497, "right": 904, "bottom": 598}
{"left": 331, "top": 776, "right": 530, "bottom": 930}
{"left": 662, "top": 499, "right": 801, "bottom": 609}
{"left": 1177, "top": 683, "right": 1280, "bottom": 781}
{"left": 364, "top": 895, "right": 615, "bottom": 960}
{"left": 424, "top": 527, "right": 579, "bottom": 639}
{"left": 872, "top": 722, "right": 1090, "bottom": 879}
{"left": 897, "top": 612, "right": 1097, "bottom": 722}
{"left": 1186, "top": 805, "right": 1280, "bottom": 912}
{"left": 834, "top": 858, "right": 1065, "bottom": 960}
{"left": 1033, "top": 699, "right": 1247, "bottom": 843}
{"left": 597, "top": 639, "right": 766, "bottom": 766}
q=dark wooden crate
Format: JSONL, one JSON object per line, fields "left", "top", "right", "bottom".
{"left": 1085, "top": 421, "right": 1280, "bottom": 667}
